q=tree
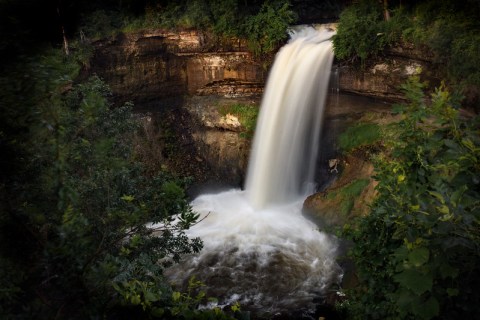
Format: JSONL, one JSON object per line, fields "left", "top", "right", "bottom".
{"left": 341, "top": 75, "right": 480, "bottom": 319}
{"left": 0, "top": 49, "right": 203, "bottom": 319}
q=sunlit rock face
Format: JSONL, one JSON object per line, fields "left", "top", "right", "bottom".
{"left": 90, "top": 29, "right": 266, "bottom": 105}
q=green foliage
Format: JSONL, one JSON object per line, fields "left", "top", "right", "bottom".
{"left": 398, "top": 0, "right": 480, "bottom": 89}
{"left": 244, "top": 0, "right": 297, "bottom": 56}
{"left": 338, "top": 122, "right": 381, "bottom": 153}
{"left": 80, "top": 9, "right": 126, "bottom": 39}
{"left": 421, "top": 11, "right": 480, "bottom": 87}
{"left": 333, "top": 1, "right": 415, "bottom": 64}
{"left": 209, "top": 0, "right": 240, "bottom": 37}
{"left": 167, "top": 276, "right": 240, "bottom": 319}
{"left": 218, "top": 103, "right": 259, "bottom": 138}
{"left": 0, "top": 48, "right": 208, "bottom": 319}
{"left": 333, "top": 0, "right": 387, "bottom": 64}
{"left": 341, "top": 76, "right": 480, "bottom": 319}
{"left": 335, "top": 0, "right": 480, "bottom": 91}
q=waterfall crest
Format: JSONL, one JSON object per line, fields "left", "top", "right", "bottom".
{"left": 245, "top": 27, "right": 335, "bottom": 209}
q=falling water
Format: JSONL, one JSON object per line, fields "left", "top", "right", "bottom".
{"left": 245, "top": 26, "right": 335, "bottom": 209}
{"left": 166, "top": 26, "right": 340, "bottom": 317}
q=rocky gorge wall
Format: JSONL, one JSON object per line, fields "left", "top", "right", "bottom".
{"left": 91, "top": 29, "right": 266, "bottom": 105}
{"left": 90, "top": 28, "right": 436, "bottom": 106}
{"left": 90, "top": 29, "right": 266, "bottom": 187}
{"left": 337, "top": 43, "right": 436, "bottom": 101}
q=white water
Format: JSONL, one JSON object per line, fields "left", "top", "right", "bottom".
{"left": 246, "top": 27, "right": 335, "bottom": 209}
{"left": 166, "top": 26, "right": 340, "bottom": 316}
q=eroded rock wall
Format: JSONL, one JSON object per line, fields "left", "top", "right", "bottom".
{"left": 90, "top": 29, "right": 266, "bottom": 105}
{"left": 338, "top": 44, "right": 436, "bottom": 101}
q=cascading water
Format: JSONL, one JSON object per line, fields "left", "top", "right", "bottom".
{"left": 166, "top": 26, "right": 341, "bottom": 317}
{"left": 245, "top": 26, "right": 335, "bottom": 209}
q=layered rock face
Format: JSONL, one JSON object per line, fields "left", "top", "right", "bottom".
{"left": 90, "top": 29, "right": 266, "bottom": 105}
{"left": 338, "top": 43, "right": 435, "bottom": 101}
{"left": 90, "top": 30, "right": 266, "bottom": 188}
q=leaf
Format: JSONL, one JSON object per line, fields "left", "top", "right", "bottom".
{"left": 447, "top": 288, "right": 459, "bottom": 297}
{"left": 144, "top": 291, "right": 158, "bottom": 302}
{"left": 461, "top": 138, "right": 475, "bottom": 151}
{"left": 428, "top": 191, "right": 445, "bottom": 204}
{"left": 395, "top": 289, "right": 416, "bottom": 309}
{"left": 439, "top": 263, "right": 458, "bottom": 279}
{"left": 231, "top": 301, "right": 241, "bottom": 312}
{"left": 121, "top": 195, "right": 135, "bottom": 202}
{"left": 408, "top": 247, "right": 429, "bottom": 267}
{"left": 394, "top": 269, "right": 433, "bottom": 295}
{"left": 172, "top": 291, "right": 181, "bottom": 301}
{"left": 412, "top": 296, "right": 439, "bottom": 320}
{"left": 451, "top": 185, "right": 468, "bottom": 207}
{"left": 151, "top": 307, "right": 164, "bottom": 317}
{"left": 437, "top": 205, "right": 450, "bottom": 215}
{"left": 130, "top": 294, "right": 141, "bottom": 305}
{"left": 444, "top": 139, "right": 460, "bottom": 151}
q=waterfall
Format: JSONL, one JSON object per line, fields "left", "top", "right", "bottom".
{"left": 245, "top": 27, "right": 335, "bottom": 208}
{"left": 165, "top": 26, "right": 340, "bottom": 317}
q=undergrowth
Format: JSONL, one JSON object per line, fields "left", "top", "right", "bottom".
{"left": 338, "top": 123, "right": 381, "bottom": 153}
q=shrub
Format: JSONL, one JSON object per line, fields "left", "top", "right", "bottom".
{"left": 333, "top": 0, "right": 385, "bottom": 64}
{"left": 0, "top": 49, "right": 204, "bottom": 319}
{"left": 341, "top": 76, "right": 480, "bottom": 319}
{"left": 244, "top": 0, "right": 297, "bottom": 56}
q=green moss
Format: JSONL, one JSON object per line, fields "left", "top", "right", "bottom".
{"left": 341, "top": 198, "right": 355, "bottom": 216}
{"left": 339, "top": 123, "right": 381, "bottom": 153}
{"left": 339, "top": 178, "right": 370, "bottom": 198}
{"left": 218, "top": 103, "right": 259, "bottom": 138}
{"left": 328, "top": 179, "right": 370, "bottom": 216}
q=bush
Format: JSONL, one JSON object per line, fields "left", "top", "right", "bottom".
{"left": 335, "top": 0, "right": 480, "bottom": 95}
{"left": 341, "top": 76, "right": 480, "bottom": 319}
{"left": 333, "top": 0, "right": 386, "bottom": 64}
{"left": 244, "top": 0, "right": 297, "bottom": 56}
{"left": 0, "top": 49, "right": 204, "bottom": 319}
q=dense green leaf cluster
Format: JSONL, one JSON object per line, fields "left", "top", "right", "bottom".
{"left": 341, "top": 76, "right": 480, "bottom": 319}
{"left": 333, "top": 0, "right": 410, "bottom": 65}
{"left": 406, "top": 0, "right": 480, "bottom": 88}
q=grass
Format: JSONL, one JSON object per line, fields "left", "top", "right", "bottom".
{"left": 339, "top": 178, "right": 370, "bottom": 198}
{"left": 338, "top": 122, "right": 381, "bottom": 153}
{"left": 326, "top": 178, "right": 370, "bottom": 216}
{"left": 218, "top": 103, "right": 259, "bottom": 138}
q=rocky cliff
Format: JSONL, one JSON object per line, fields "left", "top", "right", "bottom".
{"left": 89, "top": 29, "right": 267, "bottom": 188}
{"left": 91, "top": 29, "right": 266, "bottom": 105}
{"left": 337, "top": 43, "right": 436, "bottom": 101}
